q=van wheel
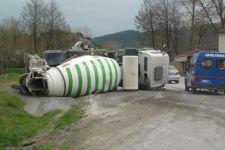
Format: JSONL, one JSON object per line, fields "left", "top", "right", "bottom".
{"left": 192, "top": 86, "right": 197, "bottom": 94}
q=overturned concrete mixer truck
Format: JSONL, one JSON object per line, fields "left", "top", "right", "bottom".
{"left": 20, "top": 54, "right": 121, "bottom": 97}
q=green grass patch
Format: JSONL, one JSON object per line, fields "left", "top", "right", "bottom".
{"left": 0, "top": 73, "right": 21, "bottom": 86}
{"left": 5, "top": 68, "right": 26, "bottom": 74}
{"left": 37, "top": 143, "right": 69, "bottom": 150}
{"left": 55, "top": 108, "right": 82, "bottom": 129}
{"left": 0, "top": 92, "right": 81, "bottom": 149}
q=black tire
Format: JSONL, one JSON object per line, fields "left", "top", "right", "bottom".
{"left": 185, "top": 85, "right": 189, "bottom": 91}
{"left": 185, "top": 80, "right": 189, "bottom": 91}
{"left": 192, "top": 86, "right": 197, "bottom": 94}
{"left": 175, "top": 80, "right": 179, "bottom": 84}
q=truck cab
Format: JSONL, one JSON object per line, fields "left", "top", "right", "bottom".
{"left": 139, "top": 50, "right": 169, "bottom": 89}
{"left": 185, "top": 51, "right": 225, "bottom": 93}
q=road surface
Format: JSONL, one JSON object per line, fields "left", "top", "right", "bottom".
{"left": 42, "top": 78, "right": 225, "bottom": 150}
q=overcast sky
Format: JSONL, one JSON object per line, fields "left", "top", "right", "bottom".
{"left": 0, "top": 0, "right": 143, "bottom": 37}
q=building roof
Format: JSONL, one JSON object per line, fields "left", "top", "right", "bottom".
{"left": 177, "top": 49, "right": 200, "bottom": 57}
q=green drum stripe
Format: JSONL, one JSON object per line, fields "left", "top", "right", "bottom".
{"left": 110, "top": 59, "right": 118, "bottom": 88}
{"left": 75, "top": 64, "right": 83, "bottom": 97}
{"left": 90, "top": 60, "right": 99, "bottom": 92}
{"left": 83, "top": 62, "right": 91, "bottom": 95}
{"left": 66, "top": 68, "right": 73, "bottom": 96}
{"left": 97, "top": 59, "right": 106, "bottom": 92}
{"left": 104, "top": 58, "right": 113, "bottom": 90}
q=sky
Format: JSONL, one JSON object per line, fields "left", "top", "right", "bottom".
{"left": 0, "top": 0, "right": 143, "bottom": 37}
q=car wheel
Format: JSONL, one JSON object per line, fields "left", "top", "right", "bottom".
{"left": 175, "top": 80, "right": 179, "bottom": 84}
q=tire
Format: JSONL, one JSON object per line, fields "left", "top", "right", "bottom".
{"left": 175, "top": 80, "right": 179, "bottom": 84}
{"left": 185, "top": 80, "right": 189, "bottom": 91}
{"left": 192, "top": 86, "right": 197, "bottom": 94}
{"left": 185, "top": 85, "right": 189, "bottom": 91}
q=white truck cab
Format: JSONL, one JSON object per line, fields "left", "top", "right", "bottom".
{"left": 139, "top": 50, "right": 169, "bottom": 89}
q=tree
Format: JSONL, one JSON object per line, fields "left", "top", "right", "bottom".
{"left": 0, "top": 17, "right": 23, "bottom": 73}
{"left": 181, "top": 0, "right": 200, "bottom": 48}
{"left": 75, "top": 26, "right": 93, "bottom": 38}
{"left": 135, "top": 0, "right": 157, "bottom": 48}
{"left": 198, "top": 0, "right": 225, "bottom": 31}
{"left": 136, "top": 0, "right": 183, "bottom": 57}
{"left": 44, "top": 0, "right": 67, "bottom": 49}
{"left": 21, "top": 0, "right": 44, "bottom": 53}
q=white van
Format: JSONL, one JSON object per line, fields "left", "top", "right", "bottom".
{"left": 139, "top": 50, "right": 169, "bottom": 89}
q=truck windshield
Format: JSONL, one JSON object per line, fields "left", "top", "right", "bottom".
{"left": 216, "top": 59, "right": 225, "bottom": 70}
{"left": 43, "top": 53, "right": 66, "bottom": 66}
{"left": 201, "top": 58, "right": 213, "bottom": 69}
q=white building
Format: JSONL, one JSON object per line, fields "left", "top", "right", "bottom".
{"left": 219, "top": 30, "right": 225, "bottom": 53}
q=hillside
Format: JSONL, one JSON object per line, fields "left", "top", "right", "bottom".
{"left": 93, "top": 30, "right": 141, "bottom": 49}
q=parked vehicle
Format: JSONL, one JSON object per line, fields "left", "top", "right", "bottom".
{"left": 168, "top": 65, "right": 180, "bottom": 84}
{"left": 185, "top": 51, "right": 225, "bottom": 93}
{"left": 139, "top": 50, "right": 169, "bottom": 89}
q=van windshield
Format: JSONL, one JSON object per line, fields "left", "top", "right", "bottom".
{"left": 201, "top": 58, "right": 213, "bottom": 69}
{"left": 216, "top": 59, "right": 225, "bottom": 70}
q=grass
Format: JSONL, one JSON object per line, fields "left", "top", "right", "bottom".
{"left": 0, "top": 73, "right": 21, "bottom": 86}
{"left": 55, "top": 108, "right": 82, "bottom": 129}
{"left": 36, "top": 143, "right": 69, "bottom": 150}
{"left": 0, "top": 92, "right": 82, "bottom": 149}
{"left": 5, "top": 68, "right": 26, "bottom": 74}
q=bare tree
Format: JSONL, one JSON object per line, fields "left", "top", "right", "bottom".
{"left": 171, "top": 1, "right": 182, "bottom": 55}
{"left": 75, "top": 26, "right": 93, "bottom": 38}
{"left": 181, "top": 0, "right": 200, "bottom": 48}
{"left": 0, "top": 17, "right": 23, "bottom": 73}
{"left": 198, "top": 0, "right": 225, "bottom": 31}
{"left": 21, "top": 0, "right": 44, "bottom": 53}
{"left": 135, "top": 0, "right": 157, "bottom": 48}
{"left": 45, "top": 0, "right": 67, "bottom": 49}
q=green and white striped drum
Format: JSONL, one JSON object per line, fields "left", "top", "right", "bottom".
{"left": 46, "top": 56, "right": 121, "bottom": 97}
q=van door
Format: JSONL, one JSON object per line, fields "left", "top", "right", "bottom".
{"left": 213, "top": 58, "right": 225, "bottom": 86}
{"left": 186, "top": 57, "right": 195, "bottom": 87}
{"left": 195, "top": 57, "right": 215, "bottom": 86}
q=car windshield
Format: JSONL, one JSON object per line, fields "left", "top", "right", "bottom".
{"left": 169, "top": 65, "right": 177, "bottom": 70}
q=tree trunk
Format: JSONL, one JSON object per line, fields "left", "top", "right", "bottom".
{"left": 0, "top": 55, "right": 3, "bottom": 74}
